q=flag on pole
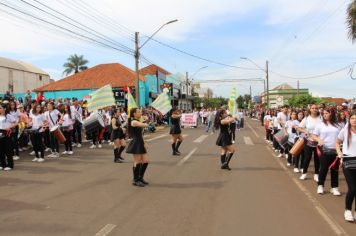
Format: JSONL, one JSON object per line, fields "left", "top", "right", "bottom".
{"left": 127, "top": 87, "right": 138, "bottom": 117}
{"left": 87, "top": 84, "right": 116, "bottom": 113}
{"left": 228, "top": 87, "right": 237, "bottom": 117}
{"left": 151, "top": 88, "right": 172, "bottom": 115}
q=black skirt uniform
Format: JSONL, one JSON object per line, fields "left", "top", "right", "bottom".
{"left": 216, "top": 123, "right": 232, "bottom": 147}
{"left": 111, "top": 118, "right": 125, "bottom": 140}
{"left": 170, "top": 117, "right": 181, "bottom": 135}
{"left": 126, "top": 120, "right": 146, "bottom": 154}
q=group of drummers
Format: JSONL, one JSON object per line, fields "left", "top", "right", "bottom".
{"left": 263, "top": 104, "right": 356, "bottom": 222}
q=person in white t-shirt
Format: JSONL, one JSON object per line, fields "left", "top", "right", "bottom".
{"left": 285, "top": 111, "right": 300, "bottom": 166}
{"left": 312, "top": 107, "right": 342, "bottom": 196}
{"left": 336, "top": 111, "right": 356, "bottom": 222}
{"left": 29, "top": 103, "right": 46, "bottom": 162}
{"left": 70, "top": 99, "right": 83, "bottom": 148}
{"left": 44, "top": 102, "right": 61, "bottom": 158}
{"left": 60, "top": 104, "right": 74, "bottom": 155}
{"left": 0, "top": 103, "right": 17, "bottom": 170}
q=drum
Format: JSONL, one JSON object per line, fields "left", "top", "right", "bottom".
{"left": 83, "top": 112, "right": 105, "bottom": 133}
{"left": 289, "top": 138, "right": 305, "bottom": 157}
{"left": 50, "top": 125, "right": 66, "bottom": 144}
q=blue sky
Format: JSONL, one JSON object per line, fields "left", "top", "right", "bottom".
{"left": 0, "top": 0, "right": 355, "bottom": 99}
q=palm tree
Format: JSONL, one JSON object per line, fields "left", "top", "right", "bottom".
{"left": 347, "top": 0, "right": 356, "bottom": 43}
{"left": 63, "top": 54, "right": 89, "bottom": 76}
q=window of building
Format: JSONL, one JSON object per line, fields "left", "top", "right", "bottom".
{"left": 39, "top": 75, "right": 42, "bottom": 81}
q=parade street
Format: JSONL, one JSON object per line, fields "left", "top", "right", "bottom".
{"left": 0, "top": 118, "right": 354, "bottom": 236}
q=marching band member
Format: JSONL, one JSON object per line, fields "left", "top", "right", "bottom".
{"left": 9, "top": 101, "right": 20, "bottom": 160}
{"left": 60, "top": 104, "right": 74, "bottom": 155}
{"left": 126, "top": 108, "right": 149, "bottom": 187}
{"left": 17, "top": 104, "right": 30, "bottom": 152}
{"left": 293, "top": 111, "right": 305, "bottom": 173}
{"left": 111, "top": 108, "right": 126, "bottom": 163}
{"left": 214, "top": 108, "right": 236, "bottom": 170}
{"left": 29, "top": 103, "right": 46, "bottom": 162}
{"left": 285, "top": 111, "right": 299, "bottom": 167}
{"left": 170, "top": 107, "right": 183, "bottom": 156}
{"left": 312, "top": 108, "right": 342, "bottom": 195}
{"left": 44, "top": 102, "right": 61, "bottom": 158}
{"left": 336, "top": 111, "right": 356, "bottom": 222}
{"left": 0, "top": 103, "right": 17, "bottom": 170}
{"left": 298, "top": 104, "right": 322, "bottom": 181}
{"left": 71, "top": 99, "right": 83, "bottom": 148}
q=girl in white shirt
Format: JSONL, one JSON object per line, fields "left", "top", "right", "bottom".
{"left": 336, "top": 111, "right": 356, "bottom": 222}
{"left": 9, "top": 101, "right": 20, "bottom": 160}
{"left": 44, "top": 102, "right": 61, "bottom": 157}
{"left": 60, "top": 104, "right": 74, "bottom": 155}
{"left": 0, "top": 103, "right": 17, "bottom": 170}
{"left": 285, "top": 111, "right": 300, "bottom": 166}
{"left": 29, "top": 104, "right": 46, "bottom": 162}
{"left": 313, "top": 108, "right": 342, "bottom": 196}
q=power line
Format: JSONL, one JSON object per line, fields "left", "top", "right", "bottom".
{"left": 18, "top": 0, "right": 134, "bottom": 53}
{"left": 0, "top": 1, "right": 134, "bottom": 56}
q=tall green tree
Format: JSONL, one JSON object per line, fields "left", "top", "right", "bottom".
{"left": 347, "top": 0, "right": 356, "bottom": 42}
{"left": 287, "top": 94, "right": 323, "bottom": 108}
{"left": 63, "top": 54, "right": 89, "bottom": 76}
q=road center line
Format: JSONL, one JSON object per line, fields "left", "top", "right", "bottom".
{"left": 193, "top": 134, "right": 209, "bottom": 143}
{"left": 177, "top": 148, "right": 197, "bottom": 166}
{"left": 94, "top": 224, "right": 116, "bottom": 236}
{"left": 246, "top": 122, "right": 259, "bottom": 138}
{"left": 145, "top": 134, "right": 168, "bottom": 142}
{"left": 243, "top": 136, "right": 254, "bottom": 145}
{"left": 266, "top": 147, "right": 348, "bottom": 236}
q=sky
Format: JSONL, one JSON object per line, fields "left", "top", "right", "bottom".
{"left": 0, "top": 0, "right": 356, "bottom": 99}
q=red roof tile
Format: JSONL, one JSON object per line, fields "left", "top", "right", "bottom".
{"left": 321, "top": 97, "right": 349, "bottom": 106}
{"left": 34, "top": 63, "right": 146, "bottom": 92}
{"left": 139, "top": 64, "right": 170, "bottom": 76}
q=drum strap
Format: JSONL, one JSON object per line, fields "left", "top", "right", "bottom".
{"left": 48, "top": 112, "right": 56, "bottom": 126}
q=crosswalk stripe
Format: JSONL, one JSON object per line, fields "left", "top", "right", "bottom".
{"left": 244, "top": 136, "right": 254, "bottom": 145}
{"left": 193, "top": 134, "right": 209, "bottom": 143}
{"left": 145, "top": 134, "right": 168, "bottom": 142}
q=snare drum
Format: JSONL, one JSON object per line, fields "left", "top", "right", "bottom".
{"left": 50, "top": 125, "right": 66, "bottom": 144}
{"left": 83, "top": 112, "right": 105, "bottom": 133}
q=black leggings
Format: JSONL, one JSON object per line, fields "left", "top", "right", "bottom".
{"left": 0, "top": 136, "right": 13, "bottom": 168}
{"left": 30, "top": 132, "right": 44, "bottom": 158}
{"left": 72, "top": 122, "right": 82, "bottom": 144}
{"left": 302, "top": 145, "right": 320, "bottom": 174}
{"left": 343, "top": 167, "right": 356, "bottom": 210}
{"left": 11, "top": 130, "right": 19, "bottom": 156}
{"left": 44, "top": 129, "right": 50, "bottom": 148}
{"left": 63, "top": 130, "right": 73, "bottom": 151}
{"left": 318, "top": 153, "right": 338, "bottom": 188}
{"left": 49, "top": 131, "right": 59, "bottom": 153}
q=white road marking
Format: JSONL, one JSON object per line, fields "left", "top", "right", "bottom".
{"left": 243, "top": 136, "right": 254, "bottom": 145}
{"left": 145, "top": 134, "right": 168, "bottom": 142}
{"left": 193, "top": 134, "right": 209, "bottom": 143}
{"left": 266, "top": 147, "right": 348, "bottom": 236}
{"left": 177, "top": 148, "right": 197, "bottom": 166}
{"left": 94, "top": 224, "right": 116, "bottom": 236}
{"left": 246, "top": 122, "right": 259, "bottom": 138}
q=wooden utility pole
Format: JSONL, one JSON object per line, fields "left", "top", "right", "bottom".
{"left": 266, "top": 60, "right": 270, "bottom": 108}
{"left": 135, "top": 32, "right": 140, "bottom": 106}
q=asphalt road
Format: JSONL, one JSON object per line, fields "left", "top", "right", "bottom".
{"left": 0, "top": 119, "right": 355, "bottom": 236}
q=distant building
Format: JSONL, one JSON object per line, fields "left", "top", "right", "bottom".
{"left": 192, "top": 83, "right": 213, "bottom": 98}
{"left": 261, "top": 83, "right": 309, "bottom": 108}
{"left": 320, "top": 97, "right": 350, "bottom": 106}
{"left": 0, "top": 57, "right": 50, "bottom": 98}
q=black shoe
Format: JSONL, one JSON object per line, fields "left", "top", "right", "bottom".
{"left": 133, "top": 181, "right": 145, "bottom": 187}
{"left": 119, "top": 157, "right": 125, "bottom": 160}
{"left": 176, "top": 150, "right": 181, "bottom": 155}
{"left": 173, "top": 152, "right": 180, "bottom": 156}
{"left": 114, "top": 159, "right": 123, "bottom": 163}
{"left": 221, "top": 163, "right": 228, "bottom": 169}
{"left": 140, "top": 179, "right": 149, "bottom": 185}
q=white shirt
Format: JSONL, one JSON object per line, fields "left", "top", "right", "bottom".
{"left": 62, "top": 114, "right": 74, "bottom": 127}
{"left": 70, "top": 105, "right": 83, "bottom": 122}
{"left": 338, "top": 125, "right": 356, "bottom": 156}
{"left": 44, "top": 109, "right": 60, "bottom": 129}
{"left": 30, "top": 113, "right": 45, "bottom": 130}
{"left": 313, "top": 122, "right": 342, "bottom": 149}
{"left": 299, "top": 116, "right": 322, "bottom": 133}
{"left": 0, "top": 114, "right": 16, "bottom": 130}
{"left": 9, "top": 110, "right": 20, "bottom": 122}
{"left": 286, "top": 120, "right": 300, "bottom": 144}
{"left": 277, "top": 112, "right": 288, "bottom": 129}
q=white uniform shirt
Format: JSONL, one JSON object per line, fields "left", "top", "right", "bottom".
{"left": 70, "top": 105, "right": 83, "bottom": 122}
{"left": 30, "top": 113, "right": 45, "bottom": 130}
{"left": 277, "top": 112, "right": 288, "bottom": 129}
{"left": 299, "top": 116, "right": 322, "bottom": 133}
{"left": 44, "top": 109, "right": 60, "bottom": 129}
{"left": 286, "top": 120, "right": 300, "bottom": 143}
{"left": 313, "top": 122, "right": 342, "bottom": 149}
{"left": 9, "top": 110, "right": 20, "bottom": 122}
{"left": 0, "top": 114, "right": 16, "bottom": 130}
{"left": 62, "top": 114, "right": 74, "bottom": 128}
{"left": 338, "top": 125, "right": 356, "bottom": 156}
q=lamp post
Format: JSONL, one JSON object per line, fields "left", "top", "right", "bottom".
{"left": 134, "top": 19, "right": 178, "bottom": 105}
{"left": 241, "top": 57, "right": 270, "bottom": 108}
{"left": 185, "top": 66, "right": 208, "bottom": 110}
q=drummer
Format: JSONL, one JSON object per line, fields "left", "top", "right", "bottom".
{"left": 70, "top": 98, "right": 83, "bottom": 148}
{"left": 60, "top": 104, "right": 74, "bottom": 155}
{"left": 44, "top": 102, "right": 61, "bottom": 158}
{"left": 29, "top": 103, "right": 46, "bottom": 162}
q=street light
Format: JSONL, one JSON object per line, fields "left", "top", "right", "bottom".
{"left": 240, "top": 57, "right": 270, "bottom": 108}
{"left": 134, "top": 19, "right": 178, "bottom": 105}
{"left": 183, "top": 66, "right": 208, "bottom": 110}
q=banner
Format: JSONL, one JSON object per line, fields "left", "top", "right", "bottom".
{"left": 87, "top": 84, "right": 115, "bottom": 112}
{"left": 127, "top": 87, "right": 138, "bottom": 117}
{"left": 151, "top": 88, "right": 172, "bottom": 115}
{"left": 228, "top": 87, "right": 237, "bottom": 117}
{"left": 181, "top": 113, "right": 198, "bottom": 127}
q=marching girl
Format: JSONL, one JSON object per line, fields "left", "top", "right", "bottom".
{"left": 44, "top": 102, "right": 61, "bottom": 158}
{"left": 336, "top": 111, "right": 356, "bottom": 222}
{"left": 126, "top": 108, "right": 149, "bottom": 187}
{"left": 285, "top": 111, "right": 299, "bottom": 167}
{"left": 0, "top": 103, "right": 17, "bottom": 170}
{"left": 298, "top": 104, "right": 322, "bottom": 181}
{"left": 111, "top": 108, "right": 126, "bottom": 163}
{"left": 214, "top": 108, "right": 236, "bottom": 170}
{"left": 60, "top": 104, "right": 74, "bottom": 155}
{"left": 17, "top": 104, "right": 30, "bottom": 152}
{"left": 312, "top": 108, "right": 342, "bottom": 195}
{"left": 29, "top": 103, "right": 46, "bottom": 162}
{"left": 9, "top": 101, "right": 20, "bottom": 160}
{"left": 170, "top": 107, "right": 183, "bottom": 156}
{"left": 293, "top": 110, "right": 305, "bottom": 173}
{"left": 263, "top": 110, "right": 272, "bottom": 143}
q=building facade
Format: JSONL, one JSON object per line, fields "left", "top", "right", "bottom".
{"left": 0, "top": 57, "right": 50, "bottom": 98}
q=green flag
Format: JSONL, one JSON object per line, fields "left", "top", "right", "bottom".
{"left": 88, "top": 84, "right": 116, "bottom": 112}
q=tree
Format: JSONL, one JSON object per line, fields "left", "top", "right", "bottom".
{"left": 287, "top": 94, "right": 323, "bottom": 108}
{"left": 236, "top": 95, "right": 244, "bottom": 109}
{"left": 347, "top": 0, "right": 356, "bottom": 43}
{"left": 63, "top": 54, "right": 89, "bottom": 76}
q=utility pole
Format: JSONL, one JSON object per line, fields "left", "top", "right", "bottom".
{"left": 134, "top": 32, "right": 140, "bottom": 106}
{"left": 297, "top": 80, "right": 300, "bottom": 96}
{"left": 266, "top": 60, "right": 270, "bottom": 108}
{"left": 249, "top": 85, "right": 252, "bottom": 108}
